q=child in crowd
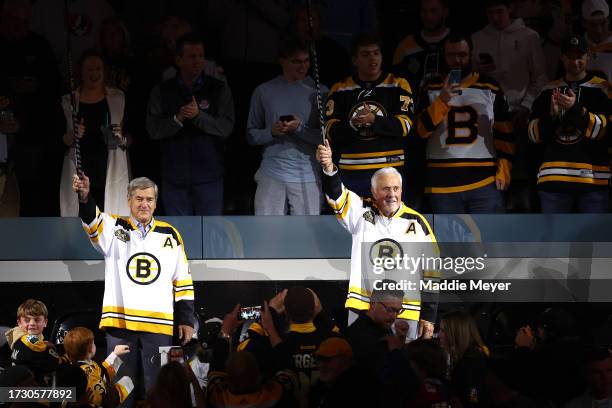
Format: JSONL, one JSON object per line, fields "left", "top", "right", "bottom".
{"left": 63, "top": 326, "right": 134, "bottom": 407}
{"left": 4, "top": 299, "right": 68, "bottom": 385}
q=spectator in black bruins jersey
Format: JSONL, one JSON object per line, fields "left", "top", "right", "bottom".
{"left": 392, "top": 0, "right": 452, "bottom": 209}
{"left": 63, "top": 326, "right": 134, "bottom": 407}
{"left": 207, "top": 305, "right": 297, "bottom": 408}
{"left": 72, "top": 174, "right": 195, "bottom": 407}
{"left": 417, "top": 33, "right": 515, "bottom": 213}
{"left": 528, "top": 35, "right": 611, "bottom": 213}
{"left": 392, "top": 0, "right": 451, "bottom": 92}
{"left": 5, "top": 299, "right": 68, "bottom": 385}
{"left": 324, "top": 33, "right": 415, "bottom": 198}
{"left": 232, "top": 287, "right": 336, "bottom": 405}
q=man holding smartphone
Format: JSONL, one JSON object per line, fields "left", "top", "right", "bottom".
{"left": 417, "top": 34, "right": 514, "bottom": 213}
{"left": 527, "top": 36, "right": 611, "bottom": 213}
{"left": 247, "top": 37, "right": 327, "bottom": 215}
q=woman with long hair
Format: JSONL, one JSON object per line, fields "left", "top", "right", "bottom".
{"left": 439, "top": 310, "right": 489, "bottom": 408}
{"left": 59, "top": 48, "right": 130, "bottom": 216}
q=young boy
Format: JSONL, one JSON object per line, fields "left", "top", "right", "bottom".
{"left": 5, "top": 299, "right": 68, "bottom": 385}
{"left": 63, "top": 327, "right": 134, "bottom": 407}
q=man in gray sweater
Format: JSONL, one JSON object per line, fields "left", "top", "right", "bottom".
{"left": 247, "top": 37, "right": 328, "bottom": 215}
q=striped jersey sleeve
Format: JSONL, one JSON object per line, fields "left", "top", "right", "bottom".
{"left": 81, "top": 205, "right": 116, "bottom": 257}
{"left": 322, "top": 169, "right": 366, "bottom": 234}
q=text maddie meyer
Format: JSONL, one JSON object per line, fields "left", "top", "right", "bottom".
{"left": 373, "top": 279, "right": 511, "bottom": 293}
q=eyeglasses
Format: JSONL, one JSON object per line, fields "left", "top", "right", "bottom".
{"left": 376, "top": 302, "right": 402, "bottom": 315}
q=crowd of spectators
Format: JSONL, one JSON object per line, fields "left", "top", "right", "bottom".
{"left": 1, "top": 293, "right": 611, "bottom": 407}
{"left": 0, "top": 0, "right": 610, "bottom": 217}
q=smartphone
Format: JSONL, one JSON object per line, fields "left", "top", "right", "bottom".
{"left": 239, "top": 306, "right": 262, "bottom": 320}
{"left": 279, "top": 115, "right": 294, "bottom": 122}
{"left": 168, "top": 346, "right": 184, "bottom": 363}
{"left": 449, "top": 69, "right": 462, "bottom": 85}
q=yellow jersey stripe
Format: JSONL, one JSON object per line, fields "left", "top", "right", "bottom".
{"left": 175, "top": 290, "right": 195, "bottom": 299}
{"left": 537, "top": 175, "right": 609, "bottom": 185}
{"left": 100, "top": 317, "right": 174, "bottom": 336}
{"left": 341, "top": 149, "right": 404, "bottom": 159}
{"left": 426, "top": 176, "right": 495, "bottom": 194}
{"left": 339, "top": 161, "right": 404, "bottom": 170}
{"left": 427, "top": 161, "right": 495, "bottom": 168}
{"left": 102, "top": 306, "right": 173, "bottom": 320}
{"left": 540, "top": 162, "right": 610, "bottom": 171}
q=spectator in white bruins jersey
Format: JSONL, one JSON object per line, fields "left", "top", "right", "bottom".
{"left": 72, "top": 174, "right": 195, "bottom": 407}
{"left": 417, "top": 33, "right": 515, "bottom": 213}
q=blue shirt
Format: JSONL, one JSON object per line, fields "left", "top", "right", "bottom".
{"left": 246, "top": 76, "right": 327, "bottom": 183}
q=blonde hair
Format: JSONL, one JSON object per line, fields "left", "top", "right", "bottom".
{"left": 441, "top": 310, "right": 486, "bottom": 366}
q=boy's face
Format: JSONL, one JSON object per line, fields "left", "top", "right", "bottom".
{"left": 18, "top": 314, "right": 47, "bottom": 335}
{"left": 353, "top": 44, "right": 382, "bottom": 80}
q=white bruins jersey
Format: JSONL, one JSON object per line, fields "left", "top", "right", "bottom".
{"left": 322, "top": 170, "right": 439, "bottom": 322}
{"left": 82, "top": 207, "right": 194, "bottom": 336}
{"left": 418, "top": 73, "right": 514, "bottom": 193}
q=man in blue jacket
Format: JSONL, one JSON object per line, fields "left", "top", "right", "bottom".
{"left": 146, "top": 34, "right": 234, "bottom": 215}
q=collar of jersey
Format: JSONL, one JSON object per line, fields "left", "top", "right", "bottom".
{"left": 561, "top": 72, "right": 595, "bottom": 88}
{"left": 369, "top": 202, "right": 408, "bottom": 219}
{"left": 129, "top": 216, "right": 155, "bottom": 231}
{"left": 21, "top": 334, "right": 46, "bottom": 351}
{"left": 289, "top": 322, "right": 316, "bottom": 333}
{"left": 352, "top": 72, "right": 388, "bottom": 89}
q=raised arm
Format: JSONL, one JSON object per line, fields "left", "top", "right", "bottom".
{"left": 72, "top": 173, "right": 114, "bottom": 256}
{"left": 316, "top": 140, "right": 366, "bottom": 233}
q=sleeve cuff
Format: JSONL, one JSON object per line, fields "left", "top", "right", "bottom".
{"left": 322, "top": 166, "right": 338, "bottom": 176}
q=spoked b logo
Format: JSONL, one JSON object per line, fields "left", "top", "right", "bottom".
{"left": 126, "top": 252, "right": 161, "bottom": 285}
{"left": 369, "top": 238, "right": 403, "bottom": 274}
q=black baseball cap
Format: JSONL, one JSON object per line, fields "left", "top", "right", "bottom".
{"left": 560, "top": 36, "right": 588, "bottom": 55}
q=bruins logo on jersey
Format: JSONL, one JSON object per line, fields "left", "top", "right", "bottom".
{"left": 555, "top": 126, "right": 581, "bottom": 145}
{"left": 115, "top": 228, "right": 130, "bottom": 242}
{"left": 348, "top": 101, "right": 387, "bottom": 139}
{"left": 363, "top": 210, "right": 375, "bottom": 225}
{"left": 126, "top": 252, "right": 161, "bottom": 285}
{"left": 369, "top": 238, "right": 404, "bottom": 273}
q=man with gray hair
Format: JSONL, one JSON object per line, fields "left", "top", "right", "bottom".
{"left": 317, "top": 140, "right": 438, "bottom": 339}
{"left": 72, "top": 173, "right": 194, "bottom": 406}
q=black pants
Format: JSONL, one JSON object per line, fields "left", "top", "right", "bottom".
{"left": 105, "top": 328, "right": 172, "bottom": 407}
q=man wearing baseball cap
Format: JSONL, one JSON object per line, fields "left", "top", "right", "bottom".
{"left": 527, "top": 35, "right": 611, "bottom": 213}
{"left": 310, "top": 337, "right": 377, "bottom": 407}
{"left": 582, "top": 0, "right": 612, "bottom": 80}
